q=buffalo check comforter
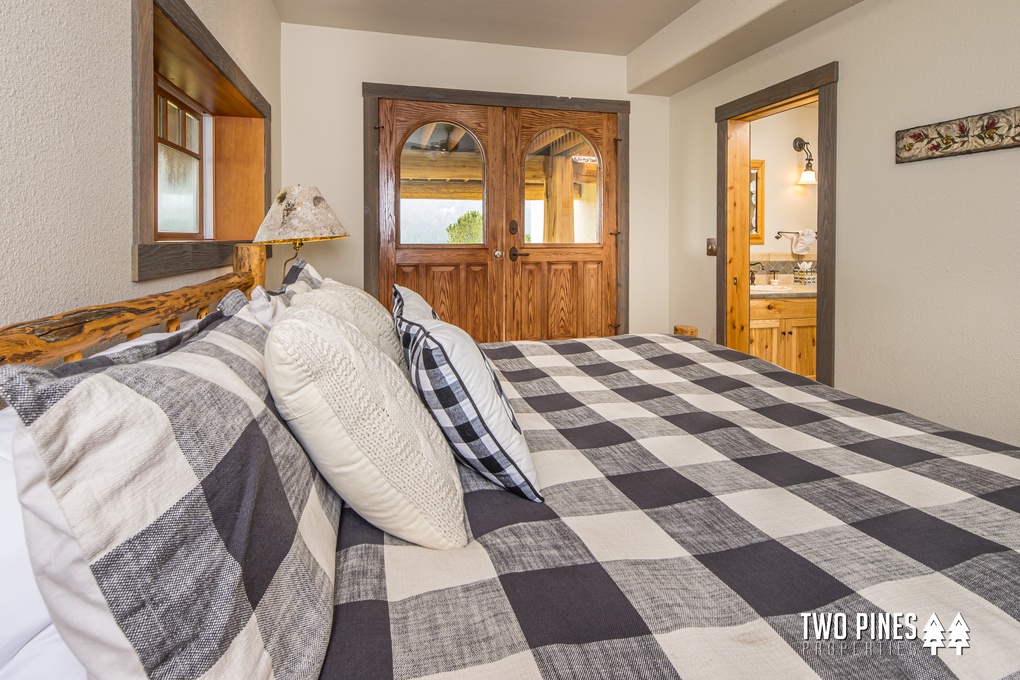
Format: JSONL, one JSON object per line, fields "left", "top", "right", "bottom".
{"left": 320, "top": 334, "right": 1020, "bottom": 680}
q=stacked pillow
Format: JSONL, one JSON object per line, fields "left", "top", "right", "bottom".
{"left": 0, "top": 262, "right": 341, "bottom": 680}
{"left": 262, "top": 279, "right": 540, "bottom": 553}
{"left": 291, "top": 280, "right": 406, "bottom": 371}
{"left": 265, "top": 304, "right": 468, "bottom": 550}
{"left": 0, "top": 407, "right": 85, "bottom": 679}
{"left": 392, "top": 285, "right": 542, "bottom": 502}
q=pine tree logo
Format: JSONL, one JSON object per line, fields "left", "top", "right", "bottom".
{"left": 922, "top": 613, "right": 946, "bottom": 656}
{"left": 947, "top": 613, "right": 970, "bottom": 655}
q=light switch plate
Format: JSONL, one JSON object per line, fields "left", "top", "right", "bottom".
{"left": 706, "top": 238, "right": 717, "bottom": 256}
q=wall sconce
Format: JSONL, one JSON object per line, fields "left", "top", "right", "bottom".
{"left": 793, "top": 137, "right": 817, "bottom": 185}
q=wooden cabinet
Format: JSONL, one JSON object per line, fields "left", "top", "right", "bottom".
{"left": 749, "top": 298, "right": 816, "bottom": 380}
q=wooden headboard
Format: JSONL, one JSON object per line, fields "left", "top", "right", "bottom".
{"left": 0, "top": 244, "right": 266, "bottom": 366}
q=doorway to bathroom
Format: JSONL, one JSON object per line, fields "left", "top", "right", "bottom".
{"left": 715, "top": 63, "right": 838, "bottom": 386}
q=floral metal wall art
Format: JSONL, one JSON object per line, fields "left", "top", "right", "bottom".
{"left": 895, "top": 106, "right": 1020, "bottom": 163}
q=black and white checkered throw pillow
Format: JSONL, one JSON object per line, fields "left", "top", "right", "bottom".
{"left": 392, "top": 285, "right": 542, "bottom": 502}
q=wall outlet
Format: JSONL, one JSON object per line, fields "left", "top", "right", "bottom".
{"left": 706, "top": 238, "right": 717, "bottom": 256}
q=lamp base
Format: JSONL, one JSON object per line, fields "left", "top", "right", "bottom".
{"left": 282, "top": 240, "right": 304, "bottom": 277}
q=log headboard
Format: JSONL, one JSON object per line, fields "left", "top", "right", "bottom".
{"left": 0, "top": 244, "right": 266, "bottom": 366}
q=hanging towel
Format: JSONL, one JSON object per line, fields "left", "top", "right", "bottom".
{"left": 792, "top": 229, "right": 816, "bottom": 255}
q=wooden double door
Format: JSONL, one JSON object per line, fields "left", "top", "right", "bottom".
{"left": 377, "top": 98, "right": 619, "bottom": 342}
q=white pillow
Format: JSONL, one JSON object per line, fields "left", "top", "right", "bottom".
{"left": 391, "top": 284, "right": 438, "bottom": 322}
{"left": 291, "top": 280, "right": 405, "bottom": 370}
{"left": 94, "top": 319, "right": 200, "bottom": 357}
{"left": 392, "top": 285, "right": 541, "bottom": 502}
{"left": 265, "top": 306, "right": 468, "bottom": 550}
{"left": 0, "top": 408, "right": 85, "bottom": 679}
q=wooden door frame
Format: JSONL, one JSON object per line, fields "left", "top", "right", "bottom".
{"left": 363, "top": 83, "right": 632, "bottom": 333}
{"left": 715, "top": 62, "right": 838, "bottom": 385}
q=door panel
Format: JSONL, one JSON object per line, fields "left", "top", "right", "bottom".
{"left": 748, "top": 319, "right": 781, "bottom": 365}
{"left": 786, "top": 317, "right": 817, "bottom": 380}
{"left": 379, "top": 99, "right": 504, "bottom": 342}
{"left": 506, "top": 108, "right": 618, "bottom": 341}
{"left": 581, "top": 261, "right": 604, "bottom": 337}
{"left": 520, "top": 262, "right": 544, "bottom": 340}
{"left": 548, "top": 263, "right": 577, "bottom": 340}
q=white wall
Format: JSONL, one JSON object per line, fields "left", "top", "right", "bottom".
{"left": 749, "top": 106, "right": 818, "bottom": 254}
{"left": 668, "top": 0, "right": 1020, "bottom": 444}
{"left": 0, "top": 0, "right": 281, "bottom": 327}
{"left": 279, "top": 24, "right": 671, "bottom": 333}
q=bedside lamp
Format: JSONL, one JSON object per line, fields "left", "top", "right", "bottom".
{"left": 253, "top": 185, "right": 349, "bottom": 275}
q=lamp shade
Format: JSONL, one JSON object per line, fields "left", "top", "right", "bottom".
{"left": 253, "top": 185, "right": 349, "bottom": 245}
{"left": 798, "top": 168, "right": 817, "bottom": 185}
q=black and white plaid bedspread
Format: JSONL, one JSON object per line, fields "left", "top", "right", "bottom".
{"left": 320, "top": 334, "right": 1020, "bottom": 680}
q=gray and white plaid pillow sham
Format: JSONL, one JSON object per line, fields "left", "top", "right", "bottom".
{"left": 0, "top": 282, "right": 341, "bottom": 680}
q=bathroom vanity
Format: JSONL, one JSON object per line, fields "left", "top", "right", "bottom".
{"left": 748, "top": 285, "right": 816, "bottom": 379}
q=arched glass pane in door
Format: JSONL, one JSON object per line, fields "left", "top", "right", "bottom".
{"left": 399, "top": 122, "right": 484, "bottom": 244}
{"left": 523, "top": 128, "right": 600, "bottom": 244}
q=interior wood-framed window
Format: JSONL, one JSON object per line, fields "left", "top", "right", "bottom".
{"left": 155, "top": 84, "right": 207, "bottom": 240}
{"left": 132, "top": 0, "right": 272, "bottom": 282}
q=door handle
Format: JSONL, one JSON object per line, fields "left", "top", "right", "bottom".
{"left": 509, "top": 246, "right": 530, "bottom": 262}
{"left": 493, "top": 249, "right": 504, "bottom": 259}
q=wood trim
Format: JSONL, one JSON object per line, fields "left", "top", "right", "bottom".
{"left": 363, "top": 83, "right": 630, "bottom": 114}
{"left": 0, "top": 245, "right": 265, "bottom": 366}
{"left": 153, "top": 7, "right": 261, "bottom": 119}
{"left": 135, "top": 241, "right": 246, "bottom": 281}
{"left": 616, "top": 112, "right": 630, "bottom": 334}
{"left": 724, "top": 119, "right": 750, "bottom": 352}
{"left": 714, "top": 62, "right": 837, "bottom": 122}
{"left": 716, "top": 121, "right": 728, "bottom": 346}
{"left": 133, "top": 0, "right": 155, "bottom": 246}
{"left": 716, "top": 63, "right": 838, "bottom": 385}
{"left": 153, "top": 0, "right": 270, "bottom": 118}
{"left": 738, "top": 92, "right": 819, "bottom": 123}
{"left": 815, "top": 82, "right": 837, "bottom": 385}
{"left": 364, "top": 94, "right": 382, "bottom": 299}
{"left": 213, "top": 117, "right": 266, "bottom": 240}
{"left": 264, "top": 113, "right": 272, "bottom": 213}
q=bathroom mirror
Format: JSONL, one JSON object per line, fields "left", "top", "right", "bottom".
{"left": 749, "top": 159, "right": 765, "bottom": 245}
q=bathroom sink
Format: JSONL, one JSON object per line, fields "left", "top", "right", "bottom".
{"left": 750, "top": 285, "right": 792, "bottom": 292}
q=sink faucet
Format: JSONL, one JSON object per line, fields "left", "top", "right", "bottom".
{"left": 750, "top": 261, "right": 766, "bottom": 284}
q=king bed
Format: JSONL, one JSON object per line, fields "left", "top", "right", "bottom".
{"left": 1, "top": 246, "right": 1018, "bottom": 680}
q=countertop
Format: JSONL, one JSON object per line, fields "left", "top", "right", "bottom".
{"left": 750, "top": 284, "right": 817, "bottom": 299}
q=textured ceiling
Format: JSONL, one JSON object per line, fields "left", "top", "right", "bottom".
{"left": 272, "top": 0, "right": 701, "bottom": 55}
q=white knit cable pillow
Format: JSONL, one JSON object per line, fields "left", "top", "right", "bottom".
{"left": 265, "top": 306, "right": 468, "bottom": 550}
{"left": 291, "top": 280, "right": 406, "bottom": 371}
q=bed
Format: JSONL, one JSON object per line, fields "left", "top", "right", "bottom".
{"left": 2, "top": 246, "right": 1019, "bottom": 680}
